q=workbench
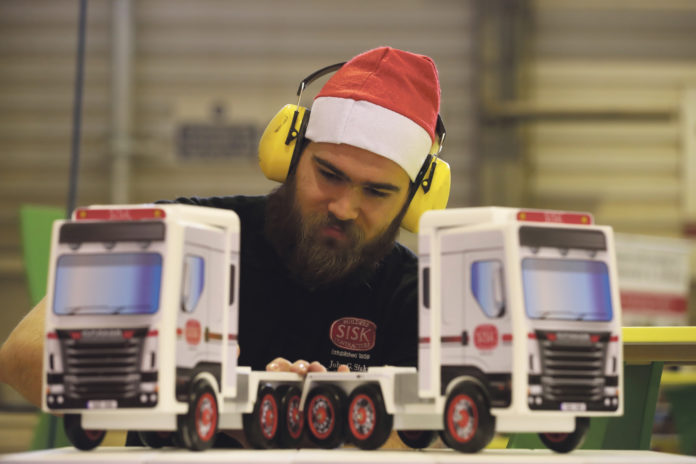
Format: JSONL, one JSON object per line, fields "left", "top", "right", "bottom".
{"left": 0, "top": 447, "right": 695, "bottom": 464}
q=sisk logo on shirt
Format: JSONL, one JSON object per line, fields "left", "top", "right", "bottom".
{"left": 329, "top": 317, "right": 376, "bottom": 351}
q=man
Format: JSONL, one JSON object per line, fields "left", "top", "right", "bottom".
{"left": 0, "top": 46, "right": 447, "bottom": 409}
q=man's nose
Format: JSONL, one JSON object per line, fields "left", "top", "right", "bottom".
{"left": 328, "top": 187, "right": 360, "bottom": 221}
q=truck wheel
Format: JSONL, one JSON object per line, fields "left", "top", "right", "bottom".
{"left": 397, "top": 430, "right": 437, "bottom": 449}
{"left": 276, "top": 385, "right": 304, "bottom": 448}
{"left": 63, "top": 414, "right": 105, "bottom": 451}
{"left": 137, "top": 431, "right": 174, "bottom": 448}
{"left": 244, "top": 385, "right": 280, "bottom": 449}
{"left": 305, "top": 384, "right": 347, "bottom": 449}
{"left": 539, "top": 417, "right": 590, "bottom": 453}
{"left": 440, "top": 382, "right": 495, "bottom": 453}
{"left": 177, "top": 379, "right": 219, "bottom": 451}
{"left": 346, "top": 384, "right": 393, "bottom": 450}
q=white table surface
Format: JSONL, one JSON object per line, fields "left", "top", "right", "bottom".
{"left": 1, "top": 448, "right": 695, "bottom": 464}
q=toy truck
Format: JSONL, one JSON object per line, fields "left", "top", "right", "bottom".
{"left": 298, "top": 207, "right": 622, "bottom": 453}
{"left": 43, "top": 204, "right": 622, "bottom": 454}
{"left": 42, "top": 204, "right": 305, "bottom": 451}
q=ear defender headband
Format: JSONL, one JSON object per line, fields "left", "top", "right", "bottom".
{"left": 258, "top": 62, "right": 451, "bottom": 233}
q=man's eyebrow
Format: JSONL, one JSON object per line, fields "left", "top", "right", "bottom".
{"left": 312, "top": 155, "right": 402, "bottom": 192}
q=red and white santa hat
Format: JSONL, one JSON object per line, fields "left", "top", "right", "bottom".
{"left": 305, "top": 46, "right": 441, "bottom": 182}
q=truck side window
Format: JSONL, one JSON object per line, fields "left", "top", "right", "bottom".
{"left": 471, "top": 260, "right": 505, "bottom": 318}
{"left": 181, "top": 255, "right": 205, "bottom": 313}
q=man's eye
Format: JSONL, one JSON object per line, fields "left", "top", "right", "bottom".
{"left": 319, "top": 169, "right": 341, "bottom": 182}
{"left": 365, "top": 187, "right": 389, "bottom": 198}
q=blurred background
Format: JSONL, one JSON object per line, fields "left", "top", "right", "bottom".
{"left": 0, "top": 0, "right": 695, "bottom": 455}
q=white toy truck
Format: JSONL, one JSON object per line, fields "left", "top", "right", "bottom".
{"left": 43, "top": 205, "right": 622, "bottom": 453}
{"left": 43, "top": 204, "right": 305, "bottom": 451}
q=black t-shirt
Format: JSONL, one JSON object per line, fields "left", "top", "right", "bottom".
{"left": 170, "top": 194, "right": 418, "bottom": 371}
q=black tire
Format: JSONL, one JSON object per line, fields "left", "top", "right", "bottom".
{"left": 177, "top": 379, "right": 219, "bottom": 451}
{"left": 440, "top": 382, "right": 495, "bottom": 453}
{"left": 346, "top": 384, "right": 393, "bottom": 450}
{"left": 539, "top": 417, "right": 590, "bottom": 453}
{"left": 243, "top": 385, "right": 280, "bottom": 449}
{"left": 276, "top": 385, "right": 304, "bottom": 448}
{"left": 137, "top": 430, "right": 174, "bottom": 448}
{"left": 397, "top": 430, "right": 437, "bottom": 449}
{"left": 63, "top": 414, "right": 105, "bottom": 451}
{"left": 305, "top": 384, "right": 347, "bottom": 449}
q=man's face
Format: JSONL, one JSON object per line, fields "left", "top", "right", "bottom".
{"left": 265, "top": 142, "right": 411, "bottom": 288}
{"left": 294, "top": 142, "right": 411, "bottom": 246}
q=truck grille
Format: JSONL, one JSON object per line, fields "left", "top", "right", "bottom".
{"left": 58, "top": 328, "right": 146, "bottom": 401}
{"left": 537, "top": 330, "right": 607, "bottom": 403}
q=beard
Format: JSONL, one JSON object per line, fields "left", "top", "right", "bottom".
{"left": 265, "top": 175, "right": 407, "bottom": 290}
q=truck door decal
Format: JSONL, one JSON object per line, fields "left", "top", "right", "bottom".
{"left": 473, "top": 324, "right": 498, "bottom": 350}
{"left": 185, "top": 319, "right": 202, "bottom": 345}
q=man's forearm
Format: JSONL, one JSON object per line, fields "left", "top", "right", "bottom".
{"left": 0, "top": 297, "right": 46, "bottom": 407}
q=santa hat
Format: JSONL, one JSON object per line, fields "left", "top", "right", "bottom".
{"left": 305, "top": 47, "right": 441, "bottom": 181}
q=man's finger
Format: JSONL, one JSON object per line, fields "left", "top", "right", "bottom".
{"left": 289, "top": 359, "right": 310, "bottom": 375}
{"left": 337, "top": 364, "right": 350, "bottom": 373}
{"left": 308, "top": 361, "right": 327, "bottom": 373}
{"left": 266, "top": 357, "right": 292, "bottom": 372}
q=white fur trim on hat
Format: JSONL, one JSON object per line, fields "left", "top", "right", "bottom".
{"left": 305, "top": 96, "right": 432, "bottom": 181}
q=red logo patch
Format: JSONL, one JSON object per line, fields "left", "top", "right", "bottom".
{"left": 185, "top": 319, "right": 202, "bottom": 345}
{"left": 330, "top": 317, "right": 376, "bottom": 352}
{"left": 474, "top": 324, "right": 498, "bottom": 350}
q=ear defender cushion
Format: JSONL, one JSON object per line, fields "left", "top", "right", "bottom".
{"left": 401, "top": 158, "right": 451, "bottom": 233}
{"left": 258, "top": 104, "right": 308, "bottom": 183}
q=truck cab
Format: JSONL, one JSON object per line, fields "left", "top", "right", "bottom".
{"left": 43, "top": 204, "right": 243, "bottom": 449}
{"left": 417, "top": 208, "right": 622, "bottom": 439}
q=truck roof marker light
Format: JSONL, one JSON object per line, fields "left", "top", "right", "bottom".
{"left": 75, "top": 208, "right": 167, "bottom": 221}
{"left": 517, "top": 210, "right": 593, "bottom": 225}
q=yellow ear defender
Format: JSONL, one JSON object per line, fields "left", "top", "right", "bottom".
{"left": 258, "top": 63, "right": 451, "bottom": 233}
{"left": 258, "top": 104, "right": 309, "bottom": 182}
{"left": 259, "top": 63, "right": 343, "bottom": 182}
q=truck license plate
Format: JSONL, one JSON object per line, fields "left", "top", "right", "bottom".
{"left": 87, "top": 399, "right": 118, "bottom": 409}
{"left": 560, "top": 402, "right": 586, "bottom": 412}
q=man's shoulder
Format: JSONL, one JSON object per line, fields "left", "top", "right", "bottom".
{"left": 386, "top": 241, "right": 417, "bottom": 268}
{"left": 372, "top": 240, "right": 418, "bottom": 288}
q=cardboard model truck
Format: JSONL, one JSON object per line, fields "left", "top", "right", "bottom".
{"left": 43, "top": 204, "right": 622, "bottom": 453}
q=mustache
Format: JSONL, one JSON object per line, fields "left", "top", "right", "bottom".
{"left": 324, "top": 213, "right": 352, "bottom": 232}
{"left": 314, "top": 213, "right": 364, "bottom": 245}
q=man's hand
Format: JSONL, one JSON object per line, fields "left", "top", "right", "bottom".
{"left": 266, "top": 357, "right": 350, "bottom": 376}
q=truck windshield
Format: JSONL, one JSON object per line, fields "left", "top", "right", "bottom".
{"left": 53, "top": 253, "right": 162, "bottom": 315}
{"left": 522, "top": 258, "right": 613, "bottom": 321}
